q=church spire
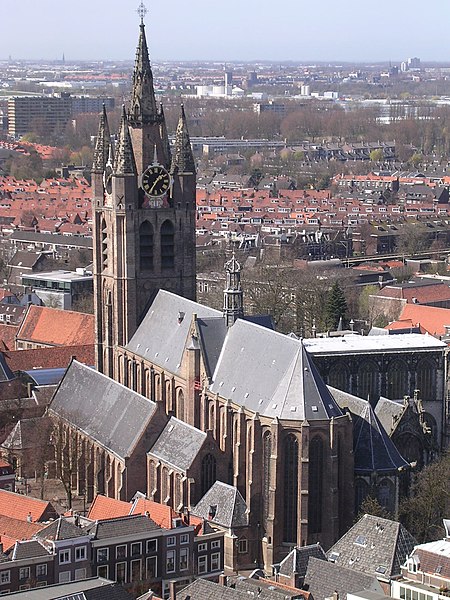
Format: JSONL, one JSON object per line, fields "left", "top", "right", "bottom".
{"left": 114, "top": 106, "right": 136, "bottom": 175}
{"left": 92, "top": 104, "right": 111, "bottom": 173}
{"left": 171, "top": 104, "right": 195, "bottom": 174}
{"left": 128, "top": 18, "right": 158, "bottom": 125}
{"left": 223, "top": 251, "right": 244, "bottom": 327}
{"left": 159, "top": 103, "right": 171, "bottom": 167}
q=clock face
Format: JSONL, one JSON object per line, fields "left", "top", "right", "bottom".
{"left": 141, "top": 165, "right": 171, "bottom": 198}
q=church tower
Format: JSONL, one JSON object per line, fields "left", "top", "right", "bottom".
{"left": 92, "top": 14, "right": 196, "bottom": 377}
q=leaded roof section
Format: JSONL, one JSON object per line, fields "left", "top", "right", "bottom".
{"left": 86, "top": 514, "right": 160, "bottom": 539}
{"left": 148, "top": 417, "right": 206, "bottom": 472}
{"left": 329, "top": 387, "right": 410, "bottom": 473}
{"left": 92, "top": 105, "right": 111, "bottom": 173}
{"left": 114, "top": 106, "right": 136, "bottom": 176}
{"left": 211, "top": 320, "right": 343, "bottom": 421}
{"left": 126, "top": 290, "right": 221, "bottom": 375}
{"left": 36, "top": 517, "right": 86, "bottom": 542}
{"left": 278, "top": 543, "right": 327, "bottom": 579}
{"left": 327, "top": 513, "right": 417, "bottom": 579}
{"left": 170, "top": 105, "right": 195, "bottom": 174}
{"left": 129, "top": 23, "right": 158, "bottom": 125}
{"left": 49, "top": 360, "right": 156, "bottom": 460}
{"left": 192, "top": 481, "right": 249, "bottom": 528}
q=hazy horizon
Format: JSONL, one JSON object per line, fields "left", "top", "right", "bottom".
{"left": 2, "top": 1, "right": 449, "bottom": 63}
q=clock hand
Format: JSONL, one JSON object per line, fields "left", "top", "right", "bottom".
{"left": 149, "top": 174, "right": 165, "bottom": 193}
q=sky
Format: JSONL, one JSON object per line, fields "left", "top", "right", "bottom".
{"left": 1, "top": 0, "right": 449, "bottom": 63}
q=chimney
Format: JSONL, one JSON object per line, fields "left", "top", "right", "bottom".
{"left": 219, "top": 573, "right": 227, "bottom": 587}
{"left": 169, "top": 581, "right": 177, "bottom": 600}
{"left": 27, "top": 512, "right": 32, "bottom": 523}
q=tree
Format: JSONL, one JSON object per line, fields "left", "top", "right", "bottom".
{"left": 395, "top": 223, "right": 430, "bottom": 256}
{"left": 325, "top": 281, "right": 348, "bottom": 330}
{"left": 399, "top": 453, "right": 450, "bottom": 542}
{"left": 358, "top": 495, "right": 391, "bottom": 521}
{"left": 369, "top": 148, "right": 384, "bottom": 162}
{"left": 51, "top": 417, "right": 83, "bottom": 509}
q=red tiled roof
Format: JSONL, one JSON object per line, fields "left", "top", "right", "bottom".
{"left": 132, "top": 498, "right": 177, "bottom": 529}
{"left": 87, "top": 495, "right": 132, "bottom": 521}
{"left": 5, "top": 344, "right": 94, "bottom": 372}
{"left": 0, "top": 515, "right": 44, "bottom": 549}
{"left": 17, "top": 306, "right": 94, "bottom": 347}
{"left": 87, "top": 494, "right": 177, "bottom": 529}
{"left": 378, "top": 283, "right": 450, "bottom": 304}
{"left": 0, "top": 489, "right": 57, "bottom": 522}
{"left": 0, "top": 325, "right": 18, "bottom": 351}
{"left": 386, "top": 304, "right": 450, "bottom": 337}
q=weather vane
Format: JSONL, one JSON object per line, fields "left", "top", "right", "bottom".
{"left": 137, "top": 1, "right": 148, "bottom": 23}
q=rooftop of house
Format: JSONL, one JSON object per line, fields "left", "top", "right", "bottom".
{"left": 5, "top": 344, "right": 95, "bottom": 372}
{"left": 327, "top": 514, "right": 417, "bottom": 579}
{"left": 304, "top": 333, "right": 446, "bottom": 355}
{"left": 192, "top": 481, "right": 249, "bottom": 529}
{"left": 386, "top": 304, "right": 450, "bottom": 337}
{"left": 0, "top": 489, "right": 57, "bottom": 523}
{"left": 17, "top": 305, "right": 94, "bottom": 347}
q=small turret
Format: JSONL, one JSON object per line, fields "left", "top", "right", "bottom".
{"left": 159, "top": 103, "right": 171, "bottom": 168}
{"left": 92, "top": 104, "right": 111, "bottom": 173}
{"left": 223, "top": 251, "right": 244, "bottom": 327}
{"left": 170, "top": 104, "right": 195, "bottom": 175}
{"left": 114, "top": 106, "right": 136, "bottom": 176}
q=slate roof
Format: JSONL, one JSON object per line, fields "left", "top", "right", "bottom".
{"left": 0, "top": 352, "right": 15, "bottom": 381}
{"left": 279, "top": 543, "right": 327, "bottom": 579}
{"left": 211, "top": 321, "right": 343, "bottom": 421}
{"left": 374, "top": 397, "right": 404, "bottom": 436}
{"left": 86, "top": 514, "right": 160, "bottom": 540}
{"left": 329, "top": 387, "right": 410, "bottom": 473}
{"left": 17, "top": 305, "right": 94, "bottom": 347}
{"left": 2, "top": 417, "right": 51, "bottom": 451}
{"left": 192, "top": 481, "right": 248, "bottom": 528}
{"left": 11, "top": 539, "right": 50, "bottom": 560}
{"left": 49, "top": 360, "right": 156, "bottom": 460}
{"left": 327, "top": 514, "right": 417, "bottom": 579}
{"left": 7, "top": 578, "right": 132, "bottom": 600}
{"left": 177, "top": 578, "right": 242, "bottom": 600}
{"left": 126, "top": 290, "right": 221, "bottom": 375}
{"left": 304, "top": 556, "right": 383, "bottom": 600}
{"left": 148, "top": 417, "right": 206, "bottom": 472}
{"left": 36, "top": 517, "right": 86, "bottom": 541}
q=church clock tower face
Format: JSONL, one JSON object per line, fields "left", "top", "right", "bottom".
{"left": 141, "top": 164, "right": 171, "bottom": 198}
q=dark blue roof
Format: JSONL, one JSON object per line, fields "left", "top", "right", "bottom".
{"left": 25, "top": 367, "right": 68, "bottom": 386}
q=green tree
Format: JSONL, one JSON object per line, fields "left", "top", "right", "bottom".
{"left": 369, "top": 148, "right": 384, "bottom": 162}
{"left": 399, "top": 453, "right": 450, "bottom": 542}
{"left": 325, "top": 281, "right": 348, "bottom": 330}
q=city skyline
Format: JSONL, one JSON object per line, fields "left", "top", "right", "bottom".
{"left": 1, "top": 0, "right": 449, "bottom": 63}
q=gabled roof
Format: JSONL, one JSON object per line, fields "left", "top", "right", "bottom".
{"left": 86, "top": 514, "right": 160, "bottom": 540}
{"left": 0, "top": 515, "right": 44, "bottom": 550}
{"left": 11, "top": 539, "right": 50, "bottom": 560}
{"left": 126, "top": 290, "right": 221, "bottom": 375}
{"left": 2, "top": 417, "right": 51, "bottom": 451}
{"left": 6, "top": 344, "right": 95, "bottom": 372}
{"left": 17, "top": 305, "right": 94, "bottom": 347}
{"left": 87, "top": 494, "right": 178, "bottom": 529}
{"left": 0, "top": 489, "right": 57, "bottom": 523}
{"left": 412, "top": 540, "right": 450, "bottom": 579}
{"left": 387, "top": 303, "right": 450, "bottom": 337}
{"left": 192, "top": 481, "right": 248, "bottom": 529}
{"left": 36, "top": 516, "right": 86, "bottom": 541}
{"left": 148, "top": 417, "right": 207, "bottom": 472}
{"left": 329, "top": 387, "right": 410, "bottom": 473}
{"left": 279, "top": 543, "right": 327, "bottom": 578}
{"left": 87, "top": 495, "right": 132, "bottom": 521}
{"left": 211, "top": 321, "right": 343, "bottom": 421}
{"left": 327, "top": 513, "right": 417, "bottom": 579}
{"left": 304, "top": 556, "right": 383, "bottom": 600}
{"left": 49, "top": 360, "right": 156, "bottom": 460}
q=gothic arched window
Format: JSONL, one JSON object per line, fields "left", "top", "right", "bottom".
{"left": 308, "top": 436, "right": 324, "bottom": 534}
{"left": 378, "top": 478, "right": 395, "bottom": 513}
{"left": 283, "top": 434, "right": 298, "bottom": 543}
{"left": 176, "top": 389, "right": 184, "bottom": 421}
{"left": 201, "top": 454, "right": 216, "bottom": 496}
{"left": 161, "top": 220, "right": 175, "bottom": 269}
{"left": 358, "top": 360, "right": 380, "bottom": 405}
{"left": 387, "top": 359, "right": 408, "bottom": 399}
{"left": 355, "top": 478, "right": 369, "bottom": 512}
{"left": 328, "top": 362, "right": 350, "bottom": 392}
{"left": 139, "top": 220, "right": 154, "bottom": 271}
{"left": 263, "top": 431, "right": 272, "bottom": 525}
{"left": 416, "top": 359, "right": 435, "bottom": 401}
